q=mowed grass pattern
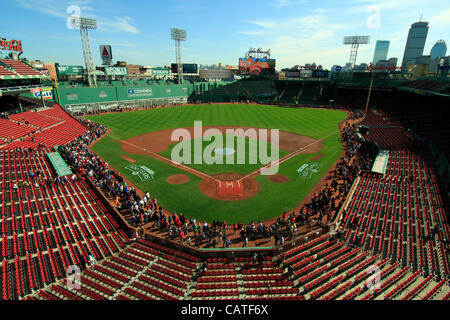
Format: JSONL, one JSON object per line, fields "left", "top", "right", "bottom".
{"left": 87, "top": 104, "right": 347, "bottom": 224}
{"left": 159, "top": 135, "right": 289, "bottom": 176}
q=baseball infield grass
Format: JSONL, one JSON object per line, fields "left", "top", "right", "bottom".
{"left": 86, "top": 104, "right": 347, "bottom": 224}
{"left": 158, "top": 134, "right": 290, "bottom": 176}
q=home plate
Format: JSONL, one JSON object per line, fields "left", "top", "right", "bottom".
{"left": 217, "top": 180, "right": 244, "bottom": 196}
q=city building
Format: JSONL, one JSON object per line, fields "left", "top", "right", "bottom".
{"left": 373, "top": 40, "right": 390, "bottom": 64}
{"left": 388, "top": 57, "right": 398, "bottom": 67}
{"left": 126, "top": 64, "right": 141, "bottom": 75}
{"left": 401, "top": 21, "right": 429, "bottom": 70}
{"left": 430, "top": 40, "right": 447, "bottom": 60}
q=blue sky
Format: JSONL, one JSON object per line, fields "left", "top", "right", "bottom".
{"left": 2, "top": 0, "right": 449, "bottom": 69}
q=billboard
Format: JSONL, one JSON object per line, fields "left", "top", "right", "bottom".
{"left": 199, "top": 69, "right": 233, "bottom": 79}
{"left": 31, "top": 87, "right": 53, "bottom": 100}
{"left": 56, "top": 65, "right": 84, "bottom": 76}
{"left": 300, "top": 70, "right": 313, "bottom": 78}
{"left": 126, "top": 88, "right": 153, "bottom": 98}
{"left": 105, "top": 66, "right": 128, "bottom": 76}
{"left": 100, "top": 45, "right": 113, "bottom": 65}
{"left": 0, "top": 38, "right": 22, "bottom": 52}
{"left": 171, "top": 63, "right": 198, "bottom": 74}
{"left": 312, "top": 70, "right": 329, "bottom": 78}
{"left": 286, "top": 71, "right": 300, "bottom": 77}
{"left": 239, "top": 58, "right": 276, "bottom": 75}
{"left": 151, "top": 68, "right": 170, "bottom": 76}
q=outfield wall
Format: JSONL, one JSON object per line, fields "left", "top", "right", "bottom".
{"left": 54, "top": 84, "right": 192, "bottom": 113}
{"left": 52, "top": 82, "right": 233, "bottom": 113}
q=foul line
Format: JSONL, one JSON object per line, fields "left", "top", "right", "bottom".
{"left": 114, "top": 137, "right": 222, "bottom": 183}
{"left": 238, "top": 130, "right": 340, "bottom": 182}
{"left": 113, "top": 129, "right": 340, "bottom": 184}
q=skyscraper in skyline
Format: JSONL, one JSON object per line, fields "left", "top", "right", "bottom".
{"left": 401, "top": 21, "right": 429, "bottom": 70}
{"left": 430, "top": 40, "right": 447, "bottom": 60}
{"left": 373, "top": 40, "right": 390, "bottom": 64}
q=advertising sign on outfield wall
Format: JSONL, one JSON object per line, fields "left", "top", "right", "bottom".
{"left": 105, "top": 66, "right": 128, "bottom": 76}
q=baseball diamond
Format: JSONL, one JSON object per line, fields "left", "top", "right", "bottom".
{"left": 87, "top": 104, "right": 347, "bottom": 223}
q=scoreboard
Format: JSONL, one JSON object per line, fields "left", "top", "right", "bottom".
{"left": 171, "top": 63, "right": 198, "bottom": 74}
{"left": 239, "top": 58, "right": 276, "bottom": 75}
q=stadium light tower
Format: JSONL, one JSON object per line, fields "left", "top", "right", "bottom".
{"left": 343, "top": 36, "right": 370, "bottom": 70}
{"left": 171, "top": 28, "right": 187, "bottom": 84}
{"left": 72, "top": 17, "right": 98, "bottom": 87}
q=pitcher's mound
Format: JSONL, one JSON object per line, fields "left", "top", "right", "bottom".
{"left": 166, "top": 174, "right": 190, "bottom": 185}
{"left": 267, "top": 174, "right": 290, "bottom": 183}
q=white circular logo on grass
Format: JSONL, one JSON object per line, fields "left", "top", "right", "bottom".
{"left": 214, "top": 148, "right": 235, "bottom": 156}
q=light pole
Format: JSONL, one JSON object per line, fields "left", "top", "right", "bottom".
{"left": 171, "top": 28, "right": 187, "bottom": 84}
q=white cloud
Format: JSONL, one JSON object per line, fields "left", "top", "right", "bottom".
{"left": 430, "top": 9, "right": 450, "bottom": 27}
{"left": 99, "top": 16, "right": 140, "bottom": 34}
{"left": 238, "top": 14, "right": 352, "bottom": 68}
{"left": 13, "top": 0, "right": 139, "bottom": 34}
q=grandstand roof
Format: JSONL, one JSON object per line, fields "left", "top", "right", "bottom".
{"left": 0, "top": 59, "right": 48, "bottom": 79}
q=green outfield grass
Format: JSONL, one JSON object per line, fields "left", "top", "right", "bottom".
{"left": 86, "top": 104, "right": 347, "bottom": 224}
{"left": 158, "top": 134, "right": 289, "bottom": 176}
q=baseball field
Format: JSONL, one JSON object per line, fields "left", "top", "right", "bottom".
{"left": 85, "top": 104, "right": 347, "bottom": 224}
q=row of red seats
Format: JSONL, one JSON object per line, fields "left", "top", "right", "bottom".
{"left": 202, "top": 269, "right": 236, "bottom": 276}
{"left": 245, "top": 288, "right": 297, "bottom": 296}
{"left": 243, "top": 274, "right": 285, "bottom": 282}
{"left": 80, "top": 275, "right": 115, "bottom": 297}
{"left": 282, "top": 234, "right": 330, "bottom": 261}
{"left": 83, "top": 268, "right": 122, "bottom": 289}
{"left": 110, "top": 256, "right": 141, "bottom": 271}
{"left": 244, "top": 280, "right": 293, "bottom": 288}
{"left": 421, "top": 279, "right": 447, "bottom": 300}
{"left": 0, "top": 118, "right": 36, "bottom": 141}
{"left": 304, "top": 269, "right": 336, "bottom": 292}
{"left": 157, "top": 258, "right": 192, "bottom": 275}
{"left": 49, "top": 284, "right": 84, "bottom": 300}
{"left": 103, "top": 260, "right": 137, "bottom": 278}
{"left": 138, "top": 274, "right": 184, "bottom": 297}
{"left": 9, "top": 111, "right": 62, "bottom": 129}
{"left": 145, "top": 269, "right": 187, "bottom": 289}
{"left": 197, "top": 282, "right": 238, "bottom": 290}
{"left": 152, "top": 264, "right": 190, "bottom": 282}
{"left": 124, "top": 287, "right": 154, "bottom": 300}
{"left": 309, "top": 275, "right": 344, "bottom": 299}
{"left": 127, "top": 247, "right": 156, "bottom": 262}
{"left": 385, "top": 270, "right": 421, "bottom": 300}
{"left": 139, "top": 238, "right": 200, "bottom": 263}
{"left": 130, "top": 281, "right": 177, "bottom": 300}
{"left": 118, "top": 251, "right": 148, "bottom": 267}
{"left": 93, "top": 264, "right": 129, "bottom": 283}
{"left": 192, "top": 290, "right": 239, "bottom": 297}
{"left": 197, "top": 276, "right": 237, "bottom": 283}
{"left": 242, "top": 267, "right": 283, "bottom": 275}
